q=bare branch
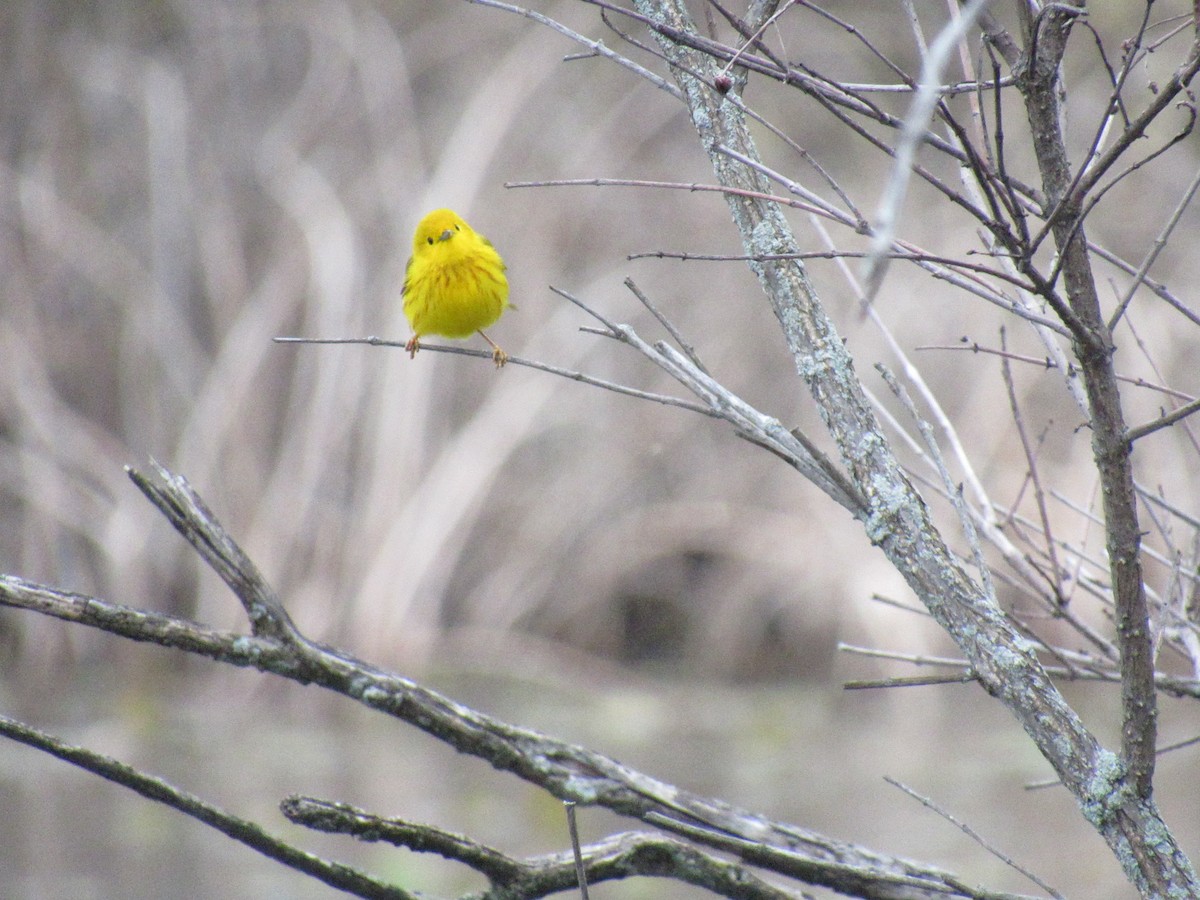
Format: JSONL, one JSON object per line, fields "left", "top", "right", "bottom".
{"left": 550, "top": 285, "right": 867, "bottom": 514}
{"left": 1013, "top": 0, "right": 1164, "bottom": 802}
{"left": 884, "top": 778, "right": 1065, "bottom": 900}
{"left": 283, "top": 797, "right": 799, "bottom": 900}
{"left": 0, "top": 463, "right": 1030, "bottom": 900}
{"left": 1127, "top": 395, "right": 1200, "bottom": 443}
{"left": 273, "top": 336, "right": 718, "bottom": 418}
{"left": 0, "top": 715, "right": 409, "bottom": 900}
{"left": 999, "top": 329, "right": 1065, "bottom": 603}
{"left": 621, "top": 0, "right": 1199, "bottom": 891}
{"left": 466, "top": 0, "right": 683, "bottom": 100}
{"left": 862, "top": 0, "right": 992, "bottom": 302}
{"left": 1108, "top": 161, "right": 1200, "bottom": 331}
{"left": 622, "top": 277, "right": 709, "bottom": 375}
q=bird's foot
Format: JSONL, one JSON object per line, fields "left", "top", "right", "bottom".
{"left": 478, "top": 329, "right": 507, "bottom": 368}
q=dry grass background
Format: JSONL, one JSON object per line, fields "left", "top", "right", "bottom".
{"left": 2, "top": 1, "right": 1200, "bottom": 897}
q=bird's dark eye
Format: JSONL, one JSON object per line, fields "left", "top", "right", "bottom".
{"left": 454, "top": 225, "right": 460, "bottom": 231}
{"left": 427, "top": 237, "right": 434, "bottom": 245}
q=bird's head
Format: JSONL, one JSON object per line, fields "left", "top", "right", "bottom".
{"left": 413, "top": 208, "right": 469, "bottom": 254}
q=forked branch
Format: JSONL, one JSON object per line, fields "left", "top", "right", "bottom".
{"left": 0, "top": 462, "right": 1034, "bottom": 900}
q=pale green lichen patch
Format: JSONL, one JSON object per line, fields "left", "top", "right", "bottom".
{"left": 1081, "top": 750, "right": 1131, "bottom": 828}
{"left": 748, "top": 217, "right": 780, "bottom": 259}
{"left": 989, "top": 643, "right": 1029, "bottom": 670}
{"left": 556, "top": 774, "right": 603, "bottom": 803}
{"left": 353, "top": 683, "right": 392, "bottom": 710}
{"left": 230, "top": 636, "right": 262, "bottom": 663}
{"left": 862, "top": 474, "right": 910, "bottom": 546}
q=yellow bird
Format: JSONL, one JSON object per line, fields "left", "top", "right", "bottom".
{"left": 402, "top": 208, "right": 511, "bottom": 367}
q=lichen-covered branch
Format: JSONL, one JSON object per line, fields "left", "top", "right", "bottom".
{"left": 0, "top": 463, "right": 1034, "bottom": 900}
{"left": 282, "top": 797, "right": 800, "bottom": 900}
{"left": 627, "top": 0, "right": 1199, "bottom": 894}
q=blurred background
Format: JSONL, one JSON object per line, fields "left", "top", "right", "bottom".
{"left": 2, "top": 1, "right": 1199, "bottom": 897}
